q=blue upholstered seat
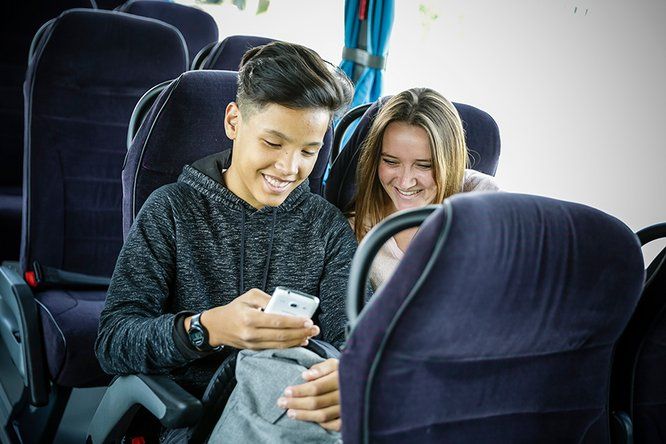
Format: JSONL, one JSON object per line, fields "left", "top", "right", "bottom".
{"left": 340, "top": 192, "right": 645, "bottom": 443}
{"left": 21, "top": 8, "right": 187, "bottom": 387}
{"left": 15, "top": 4, "right": 186, "bottom": 387}
{"left": 0, "top": 8, "right": 188, "bottom": 441}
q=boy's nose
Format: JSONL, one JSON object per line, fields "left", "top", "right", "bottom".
{"left": 275, "top": 151, "right": 299, "bottom": 176}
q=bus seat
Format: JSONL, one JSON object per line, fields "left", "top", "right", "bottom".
{"left": 325, "top": 96, "right": 501, "bottom": 212}
{"left": 195, "top": 34, "right": 276, "bottom": 71}
{"left": 0, "top": 0, "right": 94, "bottom": 262}
{"left": 612, "top": 222, "right": 666, "bottom": 443}
{"left": 122, "top": 70, "right": 236, "bottom": 236}
{"left": 340, "top": 192, "right": 645, "bottom": 443}
{"left": 86, "top": 68, "right": 335, "bottom": 442}
{"left": 117, "top": 0, "right": 219, "bottom": 67}
{"left": 0, "top": 9, "right": 187, "bottom": 442}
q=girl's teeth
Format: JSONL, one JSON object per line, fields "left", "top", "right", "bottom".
{"left": 398, "top": 189, "right": 419, "bottom": 196}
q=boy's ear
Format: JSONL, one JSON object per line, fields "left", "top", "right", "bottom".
{"left": 224, "top": 102, "right": 241, "bottom": 140}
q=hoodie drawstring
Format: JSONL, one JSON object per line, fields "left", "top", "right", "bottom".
{"left": 238, "top": 208, "right": 278, "bottom": 295}
{"left": 261, "top": 208, "right": 278, "bottom": 291}
{"left": 239, "top": 210, "right": 246, "bottom": 295}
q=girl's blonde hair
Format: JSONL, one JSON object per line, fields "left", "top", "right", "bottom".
{"left": 353, "top": 88, "right": 468, "bottom": 241}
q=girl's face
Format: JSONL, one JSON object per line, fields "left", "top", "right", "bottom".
{"left": 377, "top": 121, "right": 438, "bottom": 214}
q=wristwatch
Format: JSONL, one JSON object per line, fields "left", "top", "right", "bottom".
{"left": 187, "top": 312, "right": 222, "bottom": 352}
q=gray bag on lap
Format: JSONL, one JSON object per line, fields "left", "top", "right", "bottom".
{"left": 209, "top": 347, "right": 342, "bottom": 443}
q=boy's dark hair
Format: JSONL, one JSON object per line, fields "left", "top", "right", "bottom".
{"left": 237, "top": 41, "right": 353, "bottom": 119}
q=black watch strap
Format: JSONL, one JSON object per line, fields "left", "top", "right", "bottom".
{"left": 187, "top": 312, "right": 223, "bottom": 352}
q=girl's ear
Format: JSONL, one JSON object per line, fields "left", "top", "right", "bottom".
{"left": 224, "top": 102, "right": 241, "bottom": 140}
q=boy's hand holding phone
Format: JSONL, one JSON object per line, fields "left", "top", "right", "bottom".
{"left": 186, "top": 288, "right": 319, "bottom": 350}
{"left": 264, "top": 286, "right": 320, "bottom": 318}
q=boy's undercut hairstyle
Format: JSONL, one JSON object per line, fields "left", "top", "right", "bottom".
{"left": 237, "top": 41, "right": 353, "bottom": 120}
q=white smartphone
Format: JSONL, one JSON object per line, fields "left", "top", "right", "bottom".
{"left": 264, "top": 287, "right": 320, "bottom": 318}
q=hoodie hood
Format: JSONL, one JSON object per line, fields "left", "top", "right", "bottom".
{"left": 178, "top": 150, "right": 310, "bottom": 214}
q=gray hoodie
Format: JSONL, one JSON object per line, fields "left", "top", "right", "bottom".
{"left": 95, "top": 151, "right": 356, "bottom": 396}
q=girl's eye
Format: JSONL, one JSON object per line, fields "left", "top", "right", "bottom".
{"left": 382, "top": 158, "right": 398, "bottom": 166}
{"left": 417, "top": 164, "right": 432, "bottom": 170}
{"left": 263, "top": 139, "right": 281, "bottom": 148}
{"left": 302, "top": 150, "right": 317, "bottom": 157}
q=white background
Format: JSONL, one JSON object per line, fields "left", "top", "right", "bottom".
{"left": 183, "top": 0, "right": 666, "bottom": 263}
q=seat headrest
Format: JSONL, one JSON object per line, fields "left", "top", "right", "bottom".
{"left": 119, "top": 0, "right": 219, "bottom": 63}
{"left": 31, "top": 9, "right": 188, "bottom": 88}
{"left": 202, "top": 35, "right": 277, "bottom": 71}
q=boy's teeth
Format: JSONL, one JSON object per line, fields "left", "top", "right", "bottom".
{"left": 266, "top": 175, "right": 287, "bottom": 187}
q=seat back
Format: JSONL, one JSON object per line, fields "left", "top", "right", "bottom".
{"left": 325, "top": 96, "right": 501, "bottom": 212}
{"left": 123, "top": 69, "right": 333, "bottom": 236}
{"left": 612, "top": 223, "right": 666, "bottom": 443}
{"left": 199, "top": 35, "right": 276, "bottom": 70}
{"left": 340, "top": 192, "right": 645, "bottom": 443}
{"left": 118, "top": 0, "right": 218, "bottom": 65}
{"left": 22, "top": 9, "right": 188, "bottom": 275}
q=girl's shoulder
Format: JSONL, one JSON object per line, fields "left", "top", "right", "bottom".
{"left": 463, "top": 169, "right": 500, "bottom": 192}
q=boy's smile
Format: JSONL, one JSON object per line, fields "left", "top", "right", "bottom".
{"left": 262, "top": 173, "right": 294, "bottom": 193}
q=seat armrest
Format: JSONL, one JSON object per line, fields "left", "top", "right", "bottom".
{"left": 87, "top": 374, "right": 202, "bottom": 444}
{"left": 611, "top": 411, "right": 633, "bottom": 444}
{"left": 0, "top": 264, "right": 49, "bottom": 406}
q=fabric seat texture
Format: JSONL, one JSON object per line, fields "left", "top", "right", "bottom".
{"left": 0, "top": 0, "right": 94, "bottom": 261}
{"left": 23, "top": 8, "right": 187, "bottom": 385}
{"left": 118, "top": 0, "right": 219, "bottom": 65}
{"left": 339, "top": 192, "right": 645, "bottom": 443}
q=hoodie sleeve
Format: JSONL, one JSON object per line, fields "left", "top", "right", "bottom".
{"left": 95, "top": 187, "right": 201, "bottom": 375}
{"left": 316, "top": 210, "right": 368, "bottom": 350}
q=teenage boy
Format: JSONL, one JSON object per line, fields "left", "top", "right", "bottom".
{"left": 95, "top": 42, "right": 354, "bottom": 432}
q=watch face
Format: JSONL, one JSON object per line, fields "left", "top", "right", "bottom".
{"left": 190, "top": 329, "right": 205, "bottom": 347}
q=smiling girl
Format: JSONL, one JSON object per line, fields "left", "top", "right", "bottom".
{"left": 352, "top": 88, "right": 500, "bottom": 290}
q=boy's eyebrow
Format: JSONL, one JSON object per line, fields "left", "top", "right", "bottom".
{"left": 264, "top": 129, "right": 322, "bottom": 147}
{"left": 381, "top": 152, "right": 431, "bottom": 162}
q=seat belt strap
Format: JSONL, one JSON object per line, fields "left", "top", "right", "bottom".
{"left": 26, "top": 260, "right": 110, "bottom": 289}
